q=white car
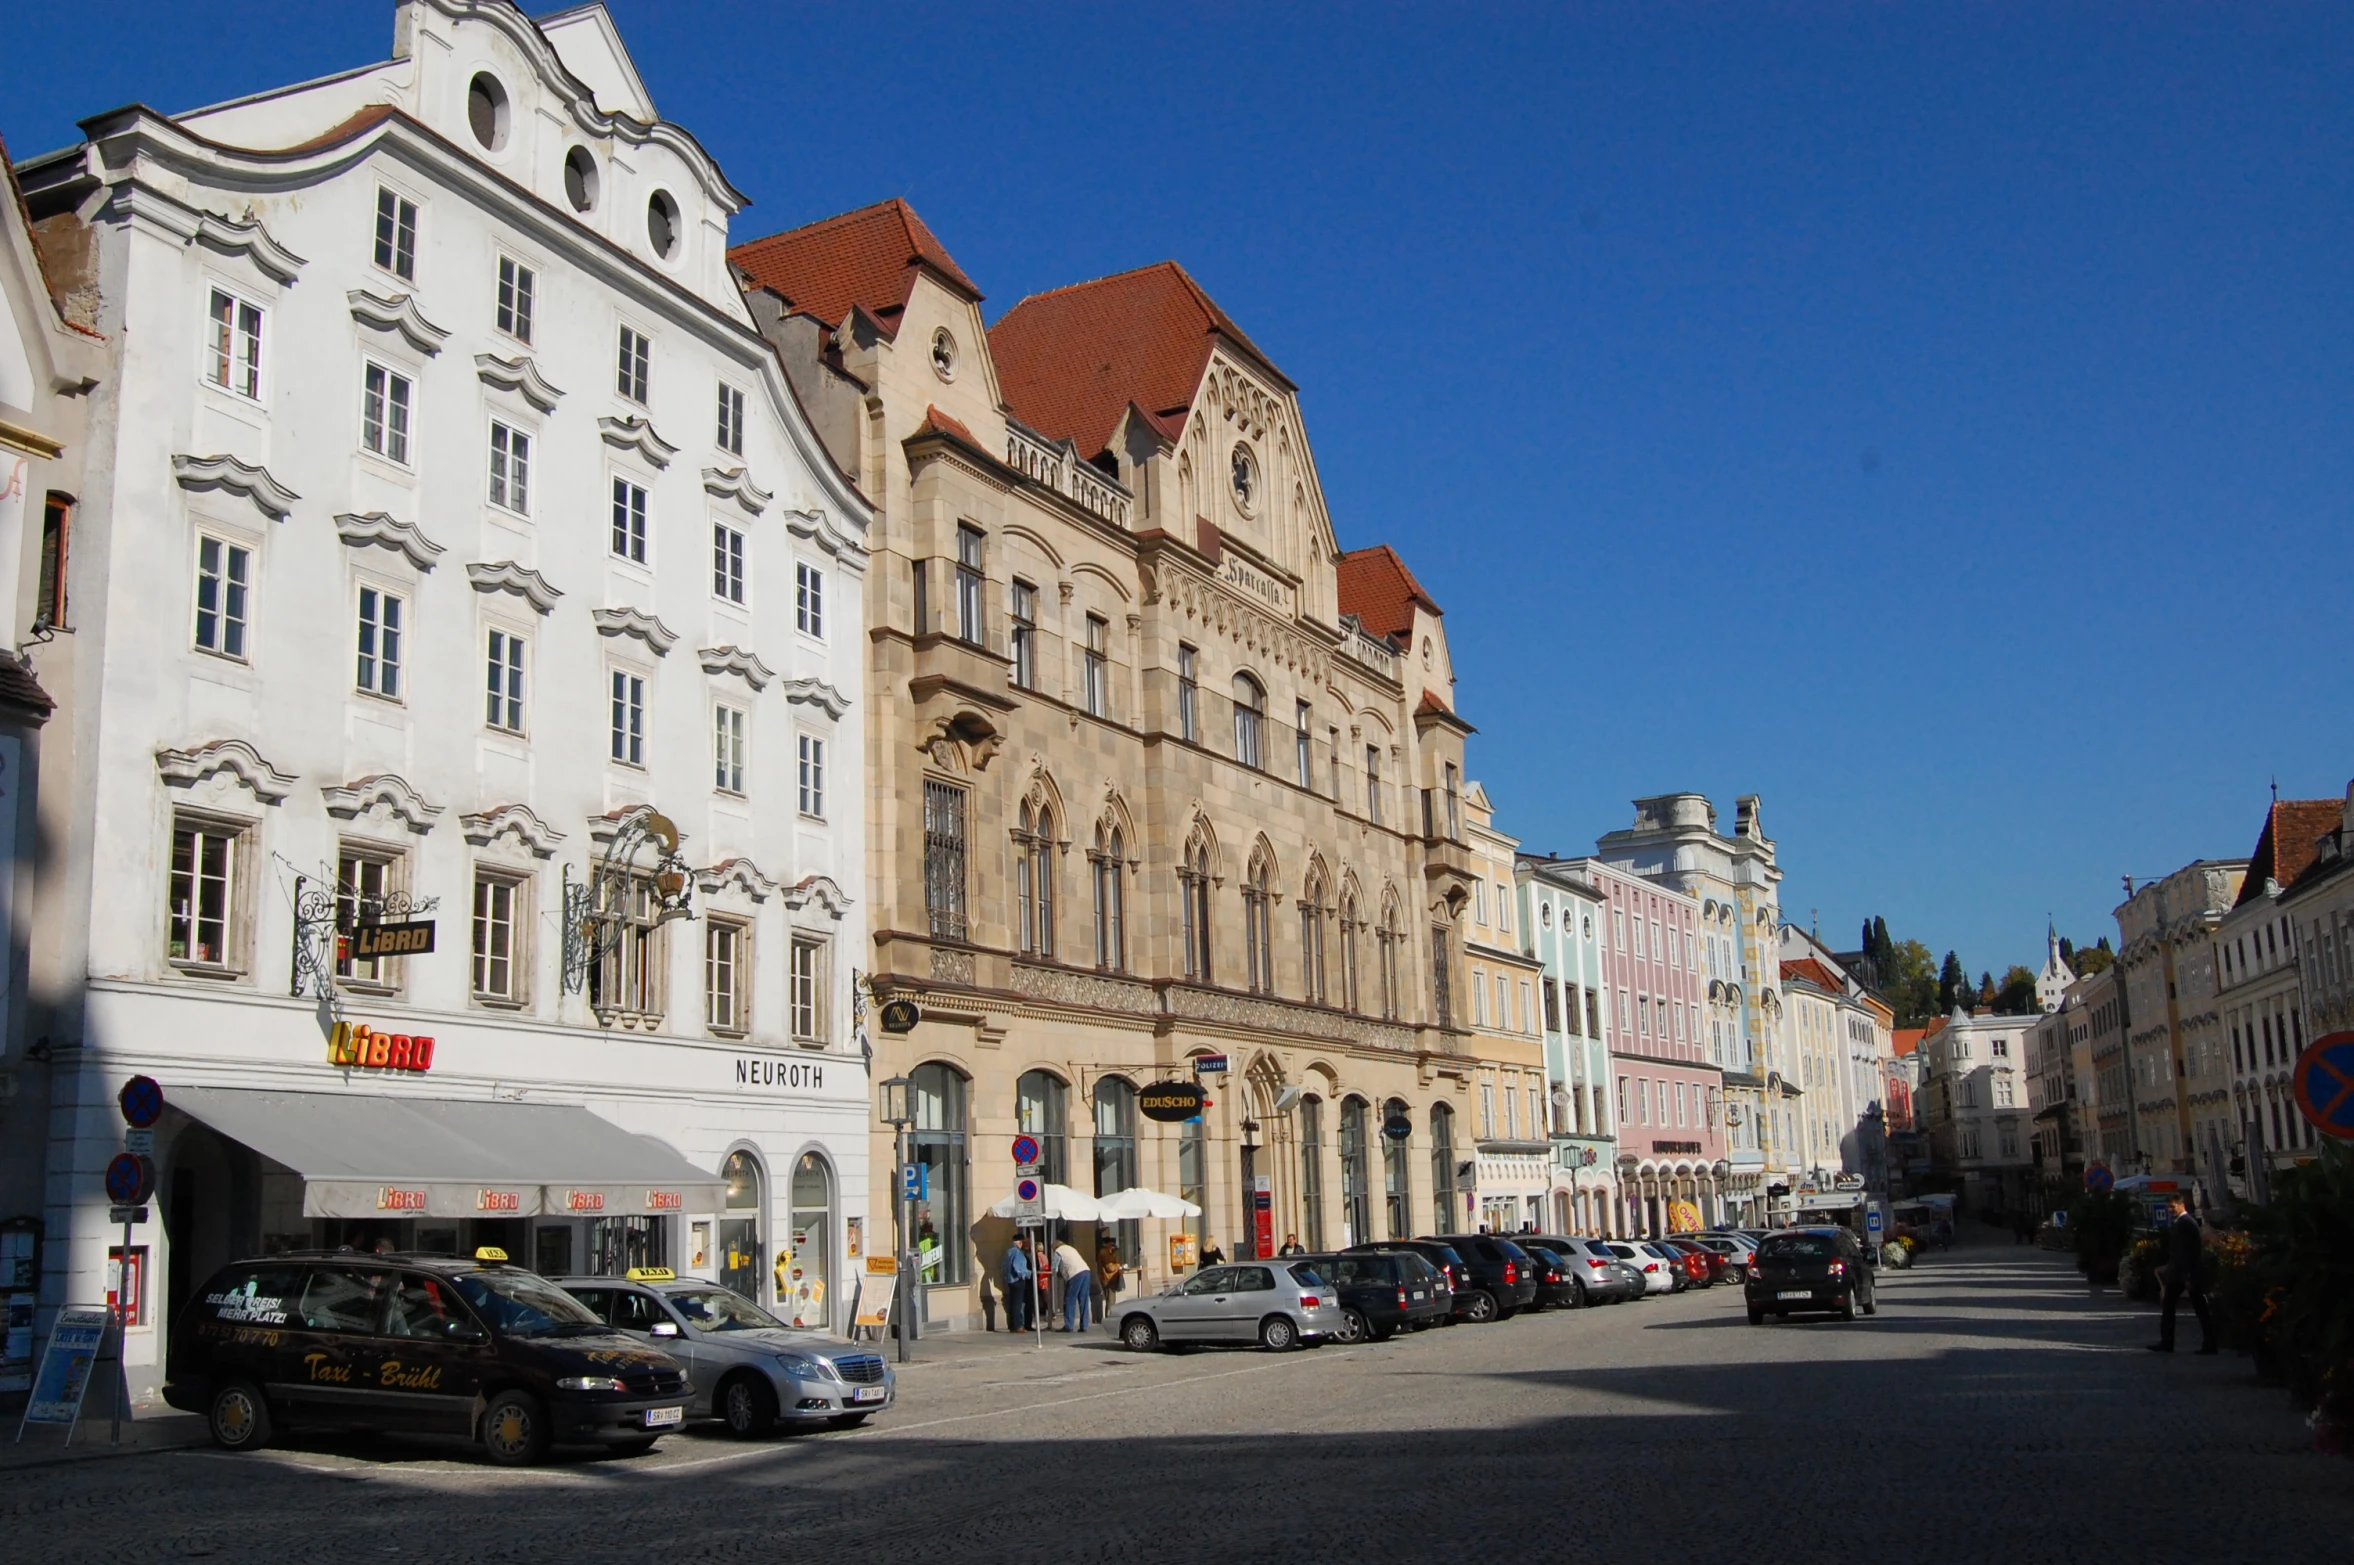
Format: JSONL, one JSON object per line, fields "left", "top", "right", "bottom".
{"left": 1603, "top": 1240, "right": 1678, "bottom": 1295}
{"left": 1690, "top": 1234, "right": 1759, "bottom": 1281}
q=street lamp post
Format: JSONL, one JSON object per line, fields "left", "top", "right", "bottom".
{"left": 878, "top": 1074, "right": 914, "bottom": 1364}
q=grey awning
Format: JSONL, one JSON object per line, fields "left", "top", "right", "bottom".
{"left": 168, "top": 1086, "right": 726, "bottom": 1221}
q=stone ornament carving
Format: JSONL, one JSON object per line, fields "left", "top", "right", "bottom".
{"left": 156, "top": 738, "right": 295, "bottom": 804}
{"left": 930, "top": 946, "right": 977, "bottom": 985}
{"left": 920, "top": 712, "right": 1001, "bottom": 773}
{"left": 781, "top": 677, "right": 850, "bottom": 718}
{"left": 347, "top": 289, "right": 451, "bottom": 355}
{"left": 701, "top": 466, "right": 773, "bottom": 515}
{"left": 699, "top": 645, "right": 776, "bottom": 691}
{"left": 117, "top": 187, "right": 308, "bottom": 282}
{"left": 698, "top": 857, "right": 780, "bottom": 902}
{"left": 335, "top": 511, "right": 444, "bottom": 571}
{"left": 466, "top": 560, "right": 564, "bottom": 615}
{"left": 598, "top": 415, "right": 679, "bottom": 469}
{"left": 461, "top": 803, "right": 566, "bottom": 859}
{"left": 1010, "top": 962, "right": 1157, "bottom": 1016}
{"left": 173, "top": 453, "right": 299, "bottom": 521}
{"left": 474, "top": 352, "right": 565, "bottom": 411}
{"left": 782, "top": 506, "right": 865, "bottom": 565}
{"left": 785, "top": 874, "right": 854, "bottom": 920}
{"left": 321, "top": 773, "right": 444, "bottom": 835}
{"left": 592, "top": 605, "right": 679, "bottom": 655}
{"left": 1163, "top": 982, "right": 1416, "bottom": 1052}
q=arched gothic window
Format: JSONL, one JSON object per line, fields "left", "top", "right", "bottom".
{"left": 1231, "top": 673, "right": 1264, "bottom": 770}
{"left": 1015, "top": 801, "right": 1056, "bottom": 958}
{"left": 1378, "top": 896, "right": 1403, "bottom": 1020}
{"left": 1179, "top": 829, "right": 1214, "bottom": 983}
{"left": 1091, "top": 821, "right": 1126, "bottom": 972}
{"left": 1243, "top": 846, "right": 1275, "bottom": 996}
{"left": 1299, "top": 863, "right": 1329, "bottom": 1005}
{"left": 1338, "top": 888, "right": 1361, "bottom": 1013}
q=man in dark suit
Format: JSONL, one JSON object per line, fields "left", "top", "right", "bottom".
{"left": 2148, "top": 1194, "right": 2216, "bottom": 1355}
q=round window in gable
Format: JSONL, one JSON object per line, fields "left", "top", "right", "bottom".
{"left": 647, "top": 189, "right": 680, "bottom": 259}
{"left": 467, "top": 73, "right": 510, "bottom": 151}
{"left": 931, "top": 327, "right": 958, "bottom": 382}
{"left": 563, "top": 146, "right": 599, "bottom": 213}
{"left": 1229, "top": 442, "right": 1258, "bottom": 514}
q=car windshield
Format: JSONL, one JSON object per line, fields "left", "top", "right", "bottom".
{"left": 450, "top": 1269, "right": 605, "bottom": 1337}
{"left": 1762, "top": 1236, "right": 1835, "bottom": 1259}
{"left": 1286, "top": 1264, "right": 1328, "bottom": 1288}
{"left": 667, "top": 1287, "right": 789, "bottom": 1332}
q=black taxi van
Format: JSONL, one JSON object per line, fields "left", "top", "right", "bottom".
{"left": 164, "top": 1249, "right": 692, "bottom": 1465}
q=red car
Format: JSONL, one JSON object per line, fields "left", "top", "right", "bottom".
{"left": 1655, "top": 1238, "right": 1723, "bottom": 1287}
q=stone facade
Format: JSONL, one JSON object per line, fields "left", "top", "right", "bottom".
{"left": 2213, "top": 796, "right": 2342, "bottom": 1181}
{"left": 735, "top": 218, "right": 1481, "bottom": 1325}
{"left": 2114, "top": 860, "right": 2246, "bottom": 1179}
{"left": 1919, "top": 1011, "right": 2036, "bottom": 1213}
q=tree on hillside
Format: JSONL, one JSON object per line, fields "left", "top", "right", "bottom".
{"left": 1977, "top": 972, "right": 1998, "bottom": 1008}
{"left": 1937, "top": 952, "right": 1968, "bottom": 1014}
{"left": 1994, "top": 965, "right": 2040, "bottom": 1015}
{"left": 2072, "top": 936, "right": 2115, "bottom": 977}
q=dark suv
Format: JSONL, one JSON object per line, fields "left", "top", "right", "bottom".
{"left": 1302, "top": 1251, "right": 1451, "bottom": 1341}
{"left": 1745, "top": 1226, "right": 1877, "bottom": 1324}
{"left": 164, "top": 1251, "right": 691, "bottom": 1464}
{"left": 1340, "top": 1240, "right": 1475, "bottom": 1323}
{"left": 1415, "top": 1234, "right": 1540, "bottom": 1320}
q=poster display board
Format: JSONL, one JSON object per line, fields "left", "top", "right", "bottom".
{"left": 16, "top": 1306, "right": 110, "bottom": 1441}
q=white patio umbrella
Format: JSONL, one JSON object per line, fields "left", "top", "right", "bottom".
{"left": 1093, "top": 1187, "right": 1202, "bottom": 1221}
{"left": 986, "top": 1182, "right": 1102, "bottom": 1221}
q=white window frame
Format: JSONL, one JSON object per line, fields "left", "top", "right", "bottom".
{"left": 712, "top": 702, "right": 747, "bottom": 794}
{"left": 797, "top": 733, "right": 826, "bottom": 819}
{"left": 796, "top": 561, "right": 825, "bottom": 638}
{"left": 716, "top": 380, "right": 745, "bottom": 456}
{"left": 611, "top": 476, "right": 649, "bottom": 565}
{"left": 360, "top": 359, "right": 414, "bottom": 466}
{"left": 192, "top": 531, "right": 253, "bottom": 661}
{"left": 373, "top": 185, "right": 419, "bottom": 282}
{"left": 610, "top": 666, "right": 647, "bottom": 768}
{"left": 488, "top": 419, "right": 532, "bottom": 515}
{"left": 495, "top": 253, "right": 536, "bottom": 344}
{"left": 332, "top": 843, "right": 410, "bottom": 991}
{"left": 353, "top": 580, "right": 406, "bottom": 701}
{"left": 617, "top": 322, "right": 652, "bottom": 404}
{"left": 470, "top": 867, "right": 531, "bottom": 1006}
{"left": 704, "top": 917, "right": 750, "bottom": 1036}
{"left": 790, "top": 936, "right": 827, "bottom": 1045}
{"left": 166, "top": 809, "right": 251, "bottom": 975}
{"left": 203, "top": 284, "right": 266, "bottom": 402}
{"left": 713, "top": 519, "right": 747, "bottom": 605}
{"left": 484, "top": 624, "right": 527, "bottom": 734}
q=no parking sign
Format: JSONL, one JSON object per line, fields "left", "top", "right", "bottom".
{"left": 2292, "top": 1032, "right": 2354, "bottom": 1141}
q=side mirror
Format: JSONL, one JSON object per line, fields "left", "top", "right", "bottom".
{"left": 650, "top": 1320, "right": 680, "bottom": 1338}
{"left": 444, "top": 1320, "right": 486, "bottom": 1344}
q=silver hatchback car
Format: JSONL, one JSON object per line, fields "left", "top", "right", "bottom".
{"left": 1116, "top": 1260, "right": 1342, "bottom": 1352}
{"left": 560, "top": 1272, "right": 894, "bottom": 1437}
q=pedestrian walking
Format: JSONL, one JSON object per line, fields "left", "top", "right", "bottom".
{"left": 1095, "top": 1235, "right": 1125, "bottom": 1322}
{"left": 1001, "top": 1235, "right": 1034, "bottom": 1333}
{"left": 1277, "top": 1233, "right": 1305, "bottom": 1256}
{"left": 1200, "top": 1237, "right": 1226, "bottom": 1267}
{"left": 1054, "top": 1238, "right": 1094, "bottom": 1331}
{"left": 2148, "top": 1194, "right": 2216, "bottom": 1355}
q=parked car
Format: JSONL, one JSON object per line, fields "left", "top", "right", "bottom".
{"left": 1543, "top": 1238, "right": 1646, "bottom": 1304}
{"left": 1689, "top": 1234, "right": 1757, "bottom": 1282}
{"left": 1516, "top": 1237, "right": 1617, "bottom": 1306}
{"left": 1299, "top": 1251, "right": 1450, "bottom": 1341}
{"left": 1117, "top": 1260, "right": 1342, "bottom": 1351}
{"left": 1413, "top": 1234, "right": 1540, "bottom": 1320}
{"left": 1745, "top": 1226, "right": 1878, "bottom": 1323}
{"left": 1654, "top": 1238, "right": 1723, "bottom": 1287}
{"left": 1341, "top": 1240, "right": 1478, "bottom": 1322}
{"left": 1603, "top": 1240, "right": 1677, "bottom": 1295}
{"left": 164, "top": 1250, "right": 691, "bottom": 1464}
{"left": 1510, "top": 1240, "right": 1589, "bottom": 1308}
{"left": 559, "top": 1270, "right": 892, "bottom": 1436}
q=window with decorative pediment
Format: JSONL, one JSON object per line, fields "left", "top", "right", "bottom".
{"left": 1377, "top": 895, "right": 1403, "bottom": 1021}
{"left": 1299, "top": 861, "right": 1329, "bottom": 1006}
{"left": 1015, "top": 800, "right": 1057, "bottom": 959}
{"left": 1244, "top": 845, "right": 1276, "bottom": 996}
{"left": 1179, "top": 827, "right": 1215, "bottom": 983}
{"left": 1092, "top": 821, "right": 1127, "bottom": 972}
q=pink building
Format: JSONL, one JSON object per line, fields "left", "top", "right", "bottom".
{"left": 1559, "top": 858, "right": 1726, "bottom": 1233}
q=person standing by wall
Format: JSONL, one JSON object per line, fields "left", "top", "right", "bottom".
{"left": 1053, "top": 1238, "right": 1094, "bottom": 1332}
{"left": 2148, "top": 1194, "right": 2215, "bottom": 1354}
{"left": 1001, "top": 1236, "right": 1034, "bottom": 1333}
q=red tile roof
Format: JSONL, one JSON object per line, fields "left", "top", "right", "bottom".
{"left": 1336, "top": 544, "right": 1442, "bottom": 642}
{"left": 1891, "top": 1017, "right": 1948, "bottom": 1057}
{"left": 988, "top": 261, "right": 1285, "bottom": 461}
{"left": 1781, "top": 957, "right": 1847, "bottom": 994}
{"left": 911, "top": 404, "right": 979, "bottom": 447}
{"left": 2235, "top": 798, "right": 2343, "bottom": 906}
{"left": 729, "top": 198, "right": 980, "bottom": 340}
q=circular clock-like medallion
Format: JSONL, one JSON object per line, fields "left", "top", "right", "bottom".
{"left": 1229, "top": 443, "right": 1258, "bottom": 513}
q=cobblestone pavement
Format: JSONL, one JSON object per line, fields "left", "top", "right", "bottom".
{"left": 8, "top": 1238, "right": 2349, "bottom": 1564}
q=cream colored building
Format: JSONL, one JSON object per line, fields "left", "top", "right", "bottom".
{"left": 1461, "top": 782, "right": 1550, "bottom": 1233}
{"left": 736, "top": 211, "right": 1487, "bottom": 1328}
{"left": 2115, "top": 859, "right": 2246, "bottom": 1177}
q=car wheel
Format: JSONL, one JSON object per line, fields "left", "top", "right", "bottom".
{"left": 1747, "top": 1307, "right": 1765, "bottom": 1325}
{"left": 1840, "top": 1287, "right": 1857, "bottom": 1321}
{"left": 1569, "top": 1280, "right": 1588, "bottom": 1309}
{"left": 828, "top": 1413, "right": 870, "bottom": 1430}
{"left": 207, "top": 1380, "right": 271, "bottom": 1452}
{"left": 1333, "top": 1307, "right": 1370, "bottom": 1345}
{"left": 1121, "top": 1315, "right": 1160, "bottom": 1352}
{"left": 480, "top": 1389, "right": 549, "bottom": 1467}
{"left": 1462, "top": 1289, "right": 1499, "bottom": 1323}
{"left": 721, "top": 1374, "right": 777, "bottom": 1439}
{"left": 1863, "top": 1291, "right": 1878, "bottom": 1317}
{"left": 1259, "top": 1314, "right": 1301, "bottom": 1352}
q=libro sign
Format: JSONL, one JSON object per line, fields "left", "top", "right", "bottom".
{"left": 328, "top": 1022, "right": 434, "bottom": 1072}
{"left": 345, "top": 919, "right": 436, "bottom": 958}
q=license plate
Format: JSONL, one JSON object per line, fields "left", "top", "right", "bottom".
{"left": 852, "top": 1386, "right": 887, "bottom": 1404}
{"left": 1777, "top": 1290, "right": 1812, "bottom": 1301}
{"left": 643, "top": 1405, "right": 684, "bottom": 1428}
{"left": 1411, "top": 1291, "right": 1426, "bottom": 1300}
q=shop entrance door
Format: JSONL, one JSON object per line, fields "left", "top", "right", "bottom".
{"left": 720, "top": 1151, "right": 764, "bottom": 1304}
{"left": 786, "top": 1154, "right": 832, "bottom": 1329}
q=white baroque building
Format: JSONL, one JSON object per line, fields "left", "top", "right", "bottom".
{"left": 10, "top": 0, "right": 871, "bottom": 1399}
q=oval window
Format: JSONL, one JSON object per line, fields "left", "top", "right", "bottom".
{"left": 467, "top": 73, "right": 509, "bottom": 151}
{"left": 563, "top": 146, "right": 599, "bottom": 212}
{"left": 647, "top": 190, "right": 680, "bottom": 259}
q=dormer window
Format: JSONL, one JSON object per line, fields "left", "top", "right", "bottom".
{"left": 1230, "top": 443, "right": 1258, "bottom": 514}
{"left": 467, "top": 73, "right": 510, "bottom": 152}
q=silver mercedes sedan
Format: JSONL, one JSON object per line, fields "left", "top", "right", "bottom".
{"left": 559, "top": 1272, "right": 893, "bottom": 1437}
{"left": 1113, "top": 1259, "right": 1344, "bottom": 1352}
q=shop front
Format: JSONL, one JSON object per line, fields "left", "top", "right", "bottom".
{"left": 46, "top": 982, "right": 867, "bottom": 1409}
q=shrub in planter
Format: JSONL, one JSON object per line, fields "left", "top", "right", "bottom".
{"left": 2240, "top": 1142, "right": 2354, "bottom": 1429}
{"left": 2070, "top": 1189, "right": 2137, "bottom": 1286}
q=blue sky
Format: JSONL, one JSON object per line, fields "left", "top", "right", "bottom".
{"left": 10, "top": 3, "right": 2351, "bottom": 978}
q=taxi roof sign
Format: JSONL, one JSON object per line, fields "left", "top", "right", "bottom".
{"left": 625, "top": 1266, "right": 677, "bottom": 1282}
{"left": 473, "top": 1246, "right": 510, "bottom": 1263}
